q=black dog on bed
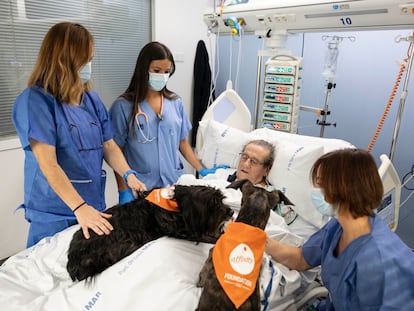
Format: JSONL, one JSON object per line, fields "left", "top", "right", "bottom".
{"left": 196, "top": 179, "right": 284, "bottom": 311}
{"left": 67, "top": 185, "right": 234, "bottom": 282}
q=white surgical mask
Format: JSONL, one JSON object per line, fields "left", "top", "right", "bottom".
{"left": 148, "top": 72, "right": 169, "bottom": 91}
{"left": 79, "top": 62, "right": 92, "bottom": 83}
{"left": 311, "top": 188, "right": 336, "bottom": 217}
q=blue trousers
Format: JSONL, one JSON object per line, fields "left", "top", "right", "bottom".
{"left": 27, "top": 219, "right": 77, "bottom": 248}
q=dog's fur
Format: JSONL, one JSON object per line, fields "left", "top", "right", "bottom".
{"left": 196, "top": 179, "right": 284, "bottom": 311}
{"left": 67, "top": 185, "right": 234, "bottom": 282}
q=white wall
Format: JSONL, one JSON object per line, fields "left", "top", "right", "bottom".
{"left": 0, "top": 140, "right": 28, "bottom": 259}
{"left": 152, "top": 0, "right": 215, "bottom": 173}
{"left": 0, "top": 140, "right": 120, "bottom": 259}
{"left": 0, "top": 0, "right": 213, "bottom": 259}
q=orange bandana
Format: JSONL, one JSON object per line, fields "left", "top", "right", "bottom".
{"left": 212, "top": 222, "right": 266, "bottom": 308}
{"left": 145, "top": 187, "right": 179, "bottom": 212}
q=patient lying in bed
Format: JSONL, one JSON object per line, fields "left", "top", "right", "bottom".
{"left": 197, "top": 138, "right": 324, "bottom": 241}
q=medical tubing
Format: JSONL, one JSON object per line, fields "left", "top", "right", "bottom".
{"left": 228, "top": 35, "right": 233, "bottom": 83}
{"left": 235, "top": 27, "right": 243, "bottom": 92}
{"left": 208, "top": 28, "right": 220, "bottom": 106}
{"left": 367, "top": 57, "right": 408, "bottom": 152}
{"left": 399, "top": 163, "right": 414, "bottom": 208}
{"left": 389, "top": 35, "right": 414, "bottom": 160}
{"left": 402, "top": 164, "right": 414, "bottom": 190}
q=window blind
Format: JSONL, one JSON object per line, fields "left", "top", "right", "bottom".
{"left": 0, "top": 0, "right": 151, "bottom": 139}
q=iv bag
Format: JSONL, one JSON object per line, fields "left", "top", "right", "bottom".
{"left": 322, "top": 41, "right": 339, "bottom": 83}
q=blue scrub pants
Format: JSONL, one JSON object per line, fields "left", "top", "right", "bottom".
{"left": 27, "top": 219, "right": 77, "bottom": 248}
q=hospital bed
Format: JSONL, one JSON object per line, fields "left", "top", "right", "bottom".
{"left": 0, "top": 119, "right": 400, "bottom": 310}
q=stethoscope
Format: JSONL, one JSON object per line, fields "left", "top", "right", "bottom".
{"left": 134, "top": 96, "right": 164, "bottom": 143}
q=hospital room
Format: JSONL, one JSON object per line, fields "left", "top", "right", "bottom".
{"left": 0, "top": 0, "right": 414, "bottom": 309}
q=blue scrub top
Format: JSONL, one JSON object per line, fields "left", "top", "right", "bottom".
{"left": 12, "top": 85, "right": 114, "bottom": 222}
{"left": 109, "top": 96, "right": 191, "bottom": 190}
{"left": 302, "top": 215, "right": 414, "bottom": 310}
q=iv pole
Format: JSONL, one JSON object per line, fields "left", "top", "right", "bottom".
{"left": 318, "top": 36, "right": 340, "bottom": 137}
{"left": 389, "top": 34, "right": 414, "bottom": 161}
{"left": 317, "top": 35, "right": 355, "bottom": 137}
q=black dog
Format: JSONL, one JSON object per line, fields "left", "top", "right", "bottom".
{"left": 67, "top": 185, "right": 234, "bottom": 282}
{"left": 196, "top": 179, "right": 285, "bottom": 311}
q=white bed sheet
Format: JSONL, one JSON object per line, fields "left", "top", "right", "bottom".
{"left": 0, "top": 225, "right": 208, "bottom": 311}
{"left": 0, "top": 177, "right": 319, "bottom": 311}
{"left": 0, "top": 230, "right": 314, "bottom": 311}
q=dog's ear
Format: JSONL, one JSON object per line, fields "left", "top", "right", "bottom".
{"left": 226, "top": 179, "right": 250, "bottom": 190}
{"left": 269, "top": 190, "right": 294, "bottom": 211}
{"left": 227, "top": 179, "right": 257, "bottom": 197}
{"left": 138, "top": 191, "right": 149, "bottom": 199}
{"left": 277, "top": 190, "right": 294, "bottom": 206}
{"left": 268, "top": 190, "right": 282, "bottom": 211}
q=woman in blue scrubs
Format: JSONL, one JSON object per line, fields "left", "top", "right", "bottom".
{"left": 109, "top": 42, "right": 224, "bottom": 204}
{"left": 265, "top": 148, "right": 414, "bottom": 310}
{"left": 12, "top": 22, "right": 147, "bottom": 248}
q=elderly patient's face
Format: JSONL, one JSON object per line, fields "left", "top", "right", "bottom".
{"left": 236, "top": 143, "right": 271, "bottom": 186}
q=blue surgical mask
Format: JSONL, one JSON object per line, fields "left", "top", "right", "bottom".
{"left": 79, "top": 62, "right": 92, "bottom": 83}
{"left": 311, "top": 188, "right": 336, "bottom": 217}
{"left": 148, "top": 72, "right": 169, "bottom": 91}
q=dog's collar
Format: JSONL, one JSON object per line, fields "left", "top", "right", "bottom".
{"left": 145, "top": 187, "right": 179, "bottom": 212}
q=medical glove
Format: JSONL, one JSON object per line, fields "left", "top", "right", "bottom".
{"left": 198, "top": 165, "right": 230, "bottom": 177}
{"left": 118, "top": 189, "right": 135, "bottom": 204}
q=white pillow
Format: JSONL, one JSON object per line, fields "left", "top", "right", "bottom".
{"left": 253, "top": 127, "right": 354, "bottom": 153}
{"left": 268, "top": 141, "right": 325, "bottom": 228}
{"left": 197, "top": 119, "right": 253, "bottom": 168}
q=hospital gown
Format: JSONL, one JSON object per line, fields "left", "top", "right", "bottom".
{"left": 109, "top": 96, "right": 192, "bottom": 190}
{"left": 302, "top": 215, "right": 414, "bottom": 310}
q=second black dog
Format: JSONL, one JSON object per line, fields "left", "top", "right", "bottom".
{"left": 196, "top": 179, "right": 283, "bottom": 311}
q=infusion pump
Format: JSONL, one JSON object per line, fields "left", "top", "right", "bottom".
{"left": 262, "top": 55, "right": 303, "bottom": 133}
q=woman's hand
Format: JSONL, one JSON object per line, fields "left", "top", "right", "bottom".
{"left": 125, "top": 173, "right": 147, "bottom": 196}
{"left": 74, "top": 204, "right": 113, "bottom": 239}
{"left": 102, "top": 139, "right": 147, "bottom": 195}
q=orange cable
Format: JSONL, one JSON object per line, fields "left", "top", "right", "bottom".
{"left": 367, "top": 36, "right": 413, "bottom": 152}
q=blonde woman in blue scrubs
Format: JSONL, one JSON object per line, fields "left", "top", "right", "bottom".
{"left": 13, "top": 22, "right": 146, "bottom": 247}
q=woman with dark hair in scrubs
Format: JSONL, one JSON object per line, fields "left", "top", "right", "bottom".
{"left": 109, "top": 41, "right": 226, "bottom": 204}
{"left": 12, "top": 22, "right": 147, "bottom": 248}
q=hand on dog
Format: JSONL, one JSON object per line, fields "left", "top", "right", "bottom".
{"left": 74, "top": 204, "right": 113, "bottom": 239}
{"left": 125, "top": 174, "right": 147, "bottom": 196}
